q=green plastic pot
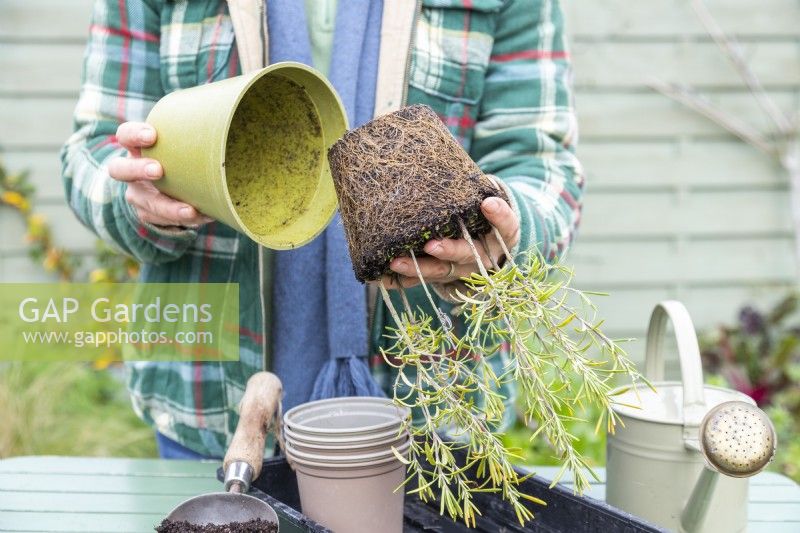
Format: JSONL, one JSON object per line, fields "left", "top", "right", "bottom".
{"left": 142, "top": 62, "right": 347, "bottom": 249}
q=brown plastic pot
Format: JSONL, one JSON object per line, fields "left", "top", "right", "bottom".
{"left": 285, "top": 440, "right": 410, "bottom": 533}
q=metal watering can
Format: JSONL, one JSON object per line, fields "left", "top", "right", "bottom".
{"left": 607, "top": 301, "right": 776, "bottom": 532}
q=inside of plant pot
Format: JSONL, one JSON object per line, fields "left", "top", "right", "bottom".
{"left": 224, "top": 69, "right": 346, "bottom": 249}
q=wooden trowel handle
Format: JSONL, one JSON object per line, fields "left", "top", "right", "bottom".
{"left": 223, "top": 371, "right": 283, "bottom": 482}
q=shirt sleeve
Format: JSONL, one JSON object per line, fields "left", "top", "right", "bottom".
{"left": 469, "top": 0, "right": 584, "bottom": 263}
{"left": 60, "top": 0, "right": 197, "bottom": 264}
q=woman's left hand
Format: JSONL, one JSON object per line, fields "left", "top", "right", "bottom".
{"left": 381, "top": 196, "right": 520, "bottom": 288}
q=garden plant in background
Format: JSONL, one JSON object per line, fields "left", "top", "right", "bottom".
{"left": 329, "top": 105, "right": 645, "bottom": 525}
{"left": 0, "top": 158, "right": 149, "bottom": 460}
{"left": 700, "top": 295, "right": 800, "bottom": 482}
{"left": 0, "top": 158, "right": 139, "bottom": 283}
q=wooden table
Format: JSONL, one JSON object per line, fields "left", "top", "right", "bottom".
{"left": 1, "top": 456, "right": 798, "bottom": 532}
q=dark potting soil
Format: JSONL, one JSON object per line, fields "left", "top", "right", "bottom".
{"left": 155, "top": 518, "right": 278, "bottom": 533}
{"left": 328, "top": 104, "right": 509, "bottom": 282}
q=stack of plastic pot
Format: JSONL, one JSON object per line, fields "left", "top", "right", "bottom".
{"left": 282, "top": 397, "right": 411, "bottom": 533}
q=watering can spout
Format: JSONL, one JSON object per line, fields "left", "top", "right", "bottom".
{"left": 679, "top": 401, "right": 776, "bottom": 533}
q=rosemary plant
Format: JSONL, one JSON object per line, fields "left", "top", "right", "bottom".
{"left": 377, "top": 220, "right": 645, "bottom": 526}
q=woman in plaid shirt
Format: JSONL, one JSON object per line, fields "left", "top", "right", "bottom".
{"left": 62, "top": 0, "right": 583, "bottom": 459}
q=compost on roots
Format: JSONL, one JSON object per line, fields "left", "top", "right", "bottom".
{"left": 155, "top": 518, "right": 277, "bottom": 533}
{"left": 328, "top": 104, "right": 508, "bottom": 282}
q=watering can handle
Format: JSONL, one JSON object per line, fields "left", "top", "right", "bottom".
{"left": 644, "top": 301, "right": 706, "bottom": 429}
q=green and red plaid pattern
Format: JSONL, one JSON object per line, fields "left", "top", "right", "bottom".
{"left": 61, "top": 0, "right": 583, "bottom": 457}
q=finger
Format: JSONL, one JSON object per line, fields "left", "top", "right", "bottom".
{"left": 116, "top": 122, "right": 157, "bottom": 152}
{"left": 377, "top": 274, "right": 420, "bottom": 289}
{"left": 108, "top": 157, "right": 162, "bottom": 182}
{"left": 481, "top": 196, "right": 520, "bottom": 249}
{"left": 390, "top": 256, "right": 456, "bottom": 282}
{"left": 126, "top": 182, "right": 212, "bottom": 226}
{"left": 424, "top": 237, "right": 492, "bottom": 269}
{"left": 127, "top": 205, "right": 182, "bottom": 227}
{"left": 423, "top": 238, "right": 474, "bottom": 265}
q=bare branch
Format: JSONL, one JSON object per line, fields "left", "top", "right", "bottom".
{"left": 649, "top": 79, "right": 777, "bottom": 157}
{"left": 691, "top": 0, "right": 793, "bottom": 136}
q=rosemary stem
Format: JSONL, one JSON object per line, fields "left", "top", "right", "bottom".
{"left": 409, "top": 250, "right": 453, "bottom": 333}
{"left": 479, "top": 234, "right": 501, "bottom": 271}
{"left": 378, "top": 280, "right": 415, "bottom": 346}
{"left": 458, "top": 219, "right": 491, "bottom": 279}
{"left": 397, "top": 283, "right": 415, "bottom": 323}
{"left": 491, "top": 225, "right": 516, "bottom": 268}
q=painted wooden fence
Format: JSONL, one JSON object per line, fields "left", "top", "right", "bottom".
{"left": 0, "top": 0, "right": 797, "bottom": 359}
{"left": 563, "top": 0, "right": 798, "bottom": 358}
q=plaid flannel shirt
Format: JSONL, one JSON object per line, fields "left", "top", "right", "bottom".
{"left": 61, "top": 0, "right": 584, "bottom": 457}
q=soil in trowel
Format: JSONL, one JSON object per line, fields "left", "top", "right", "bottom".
{"left": 155, "top": 518, "right": 278, "bottom": 533}
{"left": 225, "top": 74, "right": 323, "bottom": 240}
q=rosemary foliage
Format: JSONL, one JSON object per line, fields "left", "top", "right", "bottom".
{"left": 377, "top": 222, "right": 645, "bottom": 526}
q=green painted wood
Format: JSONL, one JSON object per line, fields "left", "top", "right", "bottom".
{"left": 1, "top": 491, "right": 208, "bottom": 514}
{"left": 0, "top": 456, "right": 220, "bottom": 476}
{"left": 0, "top": 97, "right": 75, "bottom": 149}
{"left": 1, "top": 457, "right": 797, "bottom": 532}
{"left": 7, "top": 40, "right": 800, "bottom": 95}
{"left": 0, "top": 458, "right": 220, "bottom": 532}
{"left": 748, "top": 525, "right": 800, "bottom": 533}
{"left": 749, "top": 503, "right": 800, "bottom": 522}
{"left": 567, "top": 284, "right": 790, "bottom": 340}
{"left": 0, "top": 510, "right": 164, "bottom": 533}
{"left": 570, "top": 238, "right": 796, "bottom": 285}
{"left": 578, "top": 189, "right": 793, "bottom": 238}
{"left": 0, "top": 43, "right": 83, "bottom": 95}
{"left": 0, "top": 473, "right": 221, "bottom": 495}
{"left": 578, "top": 140, "right": 785, "bottom": 190}
{"left": 578, "top": 91, "right": 799, "bottom": 139}
{"left": 573, "top": 41, "right": 800, "bottom": 90}
{"left": 3, "top": 150, "right": 73, "bottom": 201}
{"left": 604, "top": 285, "right": 788, "bottom": 325}
{"left": 564, "top": 0, "right": 800, "bottom": 38}
{"left": 0, "top": 204, "right": 96, "bottom": 254}
{"left": 0, "top": 0, "right": 93, "bottom": 42}
{"left": 0, "top": 254, "right": 96, "bottom": 283}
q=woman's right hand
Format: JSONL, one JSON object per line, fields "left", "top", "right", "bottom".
{"left": 108, "top": 122, "right": 212, "bottom": 227}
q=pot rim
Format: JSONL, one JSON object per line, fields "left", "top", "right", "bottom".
{"left": 284, "top": 437, "right": 410, "bottom": 464}
{"left": 284, "top": 438, "right": 411, "bottom": 469}
{"left": 284, "top": 397, "right": 409, "bottom": 435}
{"left": 283, "top": 424, "right": 406, "bottom": 445}
{"left": 284, "top": 428, "right": 409, "bottom": 451}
